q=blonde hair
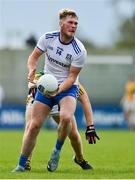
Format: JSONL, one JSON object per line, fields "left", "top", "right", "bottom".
{"left": 59, "top": 8, "right": 78, "bottom": 20}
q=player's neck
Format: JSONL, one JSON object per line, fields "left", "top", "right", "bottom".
{"left": 59, "top": 33, "right": 74, "bottom": 44}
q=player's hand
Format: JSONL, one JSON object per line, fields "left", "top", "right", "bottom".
{"left": 28, "top": 69, "right": 36, "bottom": 82}
{"left": 28, "top": 81, "right": 36, "bottom": 89}
{"left": 85, "top": 125, "right": 100, "bottom": 144}
{"left": 46, "top": 88, "right": 59, "bottom": 97}
{"left": 46, "top": 87, "right": 59, "bottom": 97}
{"left": 28, "top": 82, "right": 37, "bottom": 98}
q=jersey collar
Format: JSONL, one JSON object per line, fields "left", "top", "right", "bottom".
{"left": 58, "top": 34, "right": 74, "bottom": 45}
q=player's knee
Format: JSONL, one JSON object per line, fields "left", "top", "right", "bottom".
{"left": 60, "top": 113, "right": 72, "bottom": 124}
{"left": 29, "top": 122, "right": 41, "bottom": 135}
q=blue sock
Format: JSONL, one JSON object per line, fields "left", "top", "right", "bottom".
{"left": 55, "top": 139, "right": 64, "bottom": 151}
{"left": 18, "top": 154, "right": 28, "bottom": 168}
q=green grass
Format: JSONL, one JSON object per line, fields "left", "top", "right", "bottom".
{"left": 0, "top": 129, "right": 135, "bottom": 179}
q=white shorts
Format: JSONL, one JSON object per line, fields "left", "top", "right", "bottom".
{"left": 50, "top": 105, "right": 59, "bottom": 116}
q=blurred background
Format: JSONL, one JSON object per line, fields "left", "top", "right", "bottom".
{"left": 0, "top": 0, "right": 135, "bottom": 130}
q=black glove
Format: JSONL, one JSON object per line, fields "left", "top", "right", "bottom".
{"left": 85, "top": 125, "right": 100, "bottom": 144}
{"left": 29, "top": 87, "right": 37, "bottom": 98}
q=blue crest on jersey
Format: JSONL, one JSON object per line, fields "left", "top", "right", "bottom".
{"left": 66, "top": 54, "right": 72, "bottom": 61}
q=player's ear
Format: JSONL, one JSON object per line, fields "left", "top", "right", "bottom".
{"left": 59, "top": 20, "right": 63, "bottom": 27}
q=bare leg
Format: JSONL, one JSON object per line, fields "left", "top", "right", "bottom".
{"left": 47, "top": 96, "right": 77, "bottom": 172}
{"left": 24, "top": 106, "right": 33, "bottom": 161}
{"left": 58, "top": 96, "right": 76, "bottom": 141}
{"left": 68, "top": 116, "right": 83, "bottom": 161}
{"left": 11, "top": 101, "right": 51, "bottom": 173}
{"left": 53, "top": 115, "right": 83, "bottom": 161}
{"left": 21, "top": 101, "right": 51, "bottom": 157}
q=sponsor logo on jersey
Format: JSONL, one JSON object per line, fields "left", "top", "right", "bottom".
{"left": 47, "top": 54, "right": 69, "bottom": 68}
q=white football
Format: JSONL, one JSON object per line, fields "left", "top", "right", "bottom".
{"left": 37, "top": 74, "right": 58, "bottom": 95}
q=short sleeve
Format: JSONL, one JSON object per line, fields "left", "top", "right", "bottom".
{"left": 71, "top": 50, "right": 87, "bottom": 68}
{"left": 36, "top": 34, "right": 47, "bottom": 52}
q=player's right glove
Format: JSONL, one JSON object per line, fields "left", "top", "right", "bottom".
{"left": 85, "top": 125, "right": 100, "bottom": 144}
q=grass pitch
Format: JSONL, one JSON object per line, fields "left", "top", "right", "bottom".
{"left": 0, "top": 129, "right": 135, "bottom": 179}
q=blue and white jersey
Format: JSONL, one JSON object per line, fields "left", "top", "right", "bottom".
{"left": 36, "top": 30, "right": 87, "bottom": 84}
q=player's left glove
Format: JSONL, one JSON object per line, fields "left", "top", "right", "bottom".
{"left": 85, "top": 125, "right": 100, "bottom": 144}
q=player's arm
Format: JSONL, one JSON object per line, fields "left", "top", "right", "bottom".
{"left": 79, "top": 84, "right": 100, "bottom": 144}
{"left": 58, "top": 66, "right": 81, "bottom": 93}
{"left": 27, "top": 47, "right": 43, "bottom": 82}
{"left": 78, "top": 83, "right": 94, "bottom": 126}
{"left": 57, "top": 48, "right": 86, "bottom": 93}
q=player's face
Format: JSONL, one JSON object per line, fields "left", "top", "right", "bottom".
{"left": 60, "top": 15, "right": 78, "bottom": 39}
